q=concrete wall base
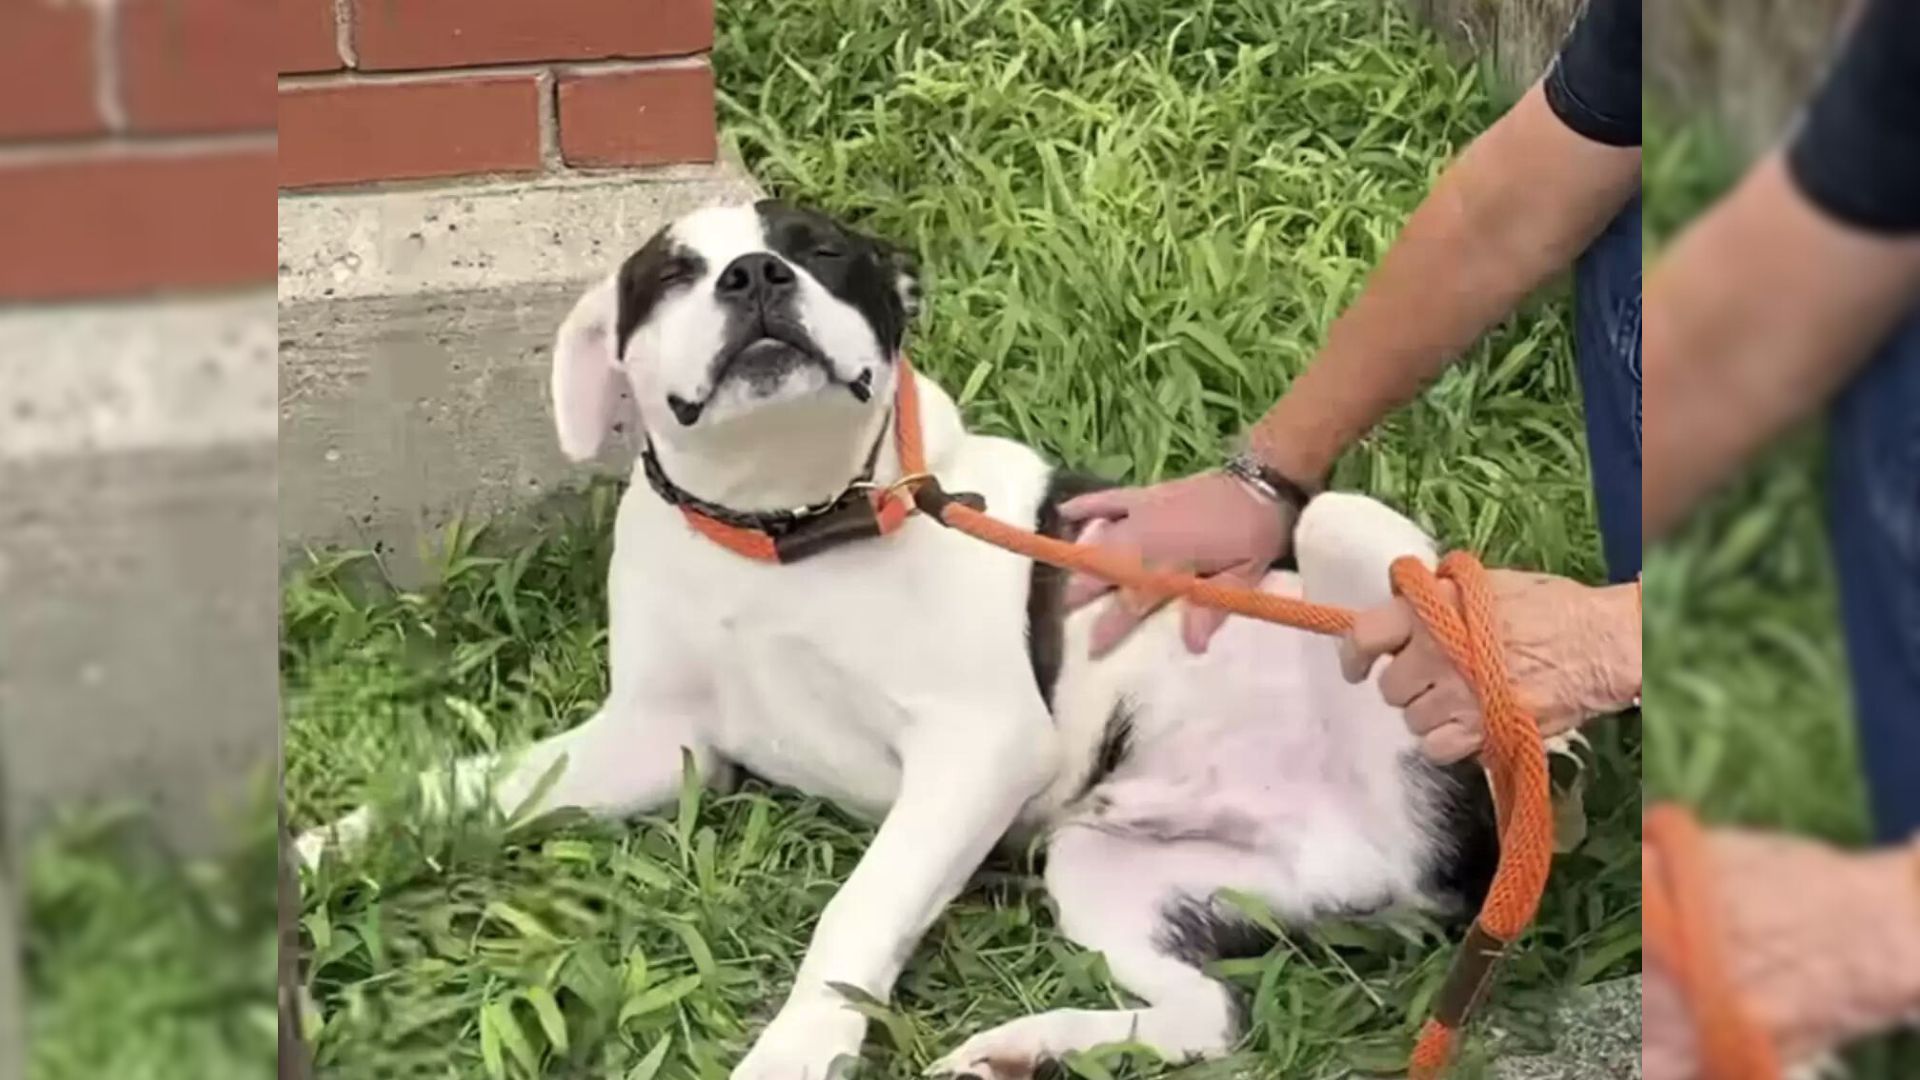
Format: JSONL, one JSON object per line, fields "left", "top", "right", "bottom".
{"left": 0, "top": 293, "right": 278, "bottom": 851}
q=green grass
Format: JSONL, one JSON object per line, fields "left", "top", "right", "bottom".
{"left": 20, "top": 810, "right": 279, "bottom": 1080}
{"left": 35, "top": 1, "right": 1649, "bottom": 1078}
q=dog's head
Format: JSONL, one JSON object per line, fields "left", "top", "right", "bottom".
{"left": 551, "top": 200, "right": 922, "bottom": 472}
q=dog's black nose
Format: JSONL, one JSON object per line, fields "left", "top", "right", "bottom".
{"left": 715, "top": 252, "right": 796, "bottom": 303}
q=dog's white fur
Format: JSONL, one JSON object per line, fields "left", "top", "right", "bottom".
{"left": 301, "top": 204, "right": 1478, "bottom": 1079}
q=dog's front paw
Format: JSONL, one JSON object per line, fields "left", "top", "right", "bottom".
{"left": 293, "top": 807, "right": 371, "bottom": 870}
{"left": 732, "top": 999, "right": 867, "bottom": 1080}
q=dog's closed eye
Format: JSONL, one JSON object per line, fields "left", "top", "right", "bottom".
{"left": 658, "top": 256, "right": 699, "bottom": 285}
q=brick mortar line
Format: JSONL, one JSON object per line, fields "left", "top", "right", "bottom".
{"left": 536, "top": 70, "right": 563, "bottom": 171}
{"left": 276, "top": 53, "right": 711, "bottom": 89}
{"left": 90, "top": 0, "right": 127, "bottom": 132}
{"left": 332, "top": 0, "right": 358, "bottom": 68}
{"left": 0, "top": 131, "right": 276, "bottom": 167}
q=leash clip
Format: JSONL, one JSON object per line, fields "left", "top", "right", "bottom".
{"left": 852, "top": 471, "right": 981, "bottom": 513}
{"left": 889, "top": 473, "right": 984, "bottom": 521}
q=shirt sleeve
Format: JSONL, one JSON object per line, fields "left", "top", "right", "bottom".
{"left": 1786, "top": 0, "right": 1920, "bottom": 235}
{"left": 1542, "top": 0, "right": 1642, "bottom": 148}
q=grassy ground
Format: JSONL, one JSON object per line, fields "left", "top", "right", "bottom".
{"left": 33, "top": 1, "right": 1653, "bottom": 1077}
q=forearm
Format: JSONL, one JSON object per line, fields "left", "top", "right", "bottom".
{"left": 1249, "top": 81, "right": 1640, "bottom": 482}
{"left": 1855, "top": 840, "right": 1920, "bottom": 1023}
{"left": 1592, "top": 580, "right": 1641, "bottom": 710}
{"left": 1642, "top": 154, "right": 1920, "bottom": 539}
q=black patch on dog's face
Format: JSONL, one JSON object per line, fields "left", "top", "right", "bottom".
{"left": 614, "top": 226, "right": 706, "bottom": 356}
{"left": 1026, "top": 469, "right": 1112, "bottom": 711}
{"left": 754, "top": 199, "right": 918, "bottom": 357}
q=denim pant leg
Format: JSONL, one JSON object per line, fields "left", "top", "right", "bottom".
{"left": 1572, "top": 192, "right": 1643, "bottom": 583}
{"left": 1828, "top": 306, "right": 1920, "bottom": 843}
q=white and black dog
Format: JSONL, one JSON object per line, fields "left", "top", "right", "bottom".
{"left": 300, "top": 200, "right": 1494, "bottom": 1079}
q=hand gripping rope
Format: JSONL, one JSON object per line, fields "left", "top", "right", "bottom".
{"left": 1643, "top": 804, "right": 1782, "bottom": 1080}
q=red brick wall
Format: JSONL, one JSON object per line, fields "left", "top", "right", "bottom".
{"left": 0, "top": 0, "right": 276, "bottom": 302}
{"left": 278, "top": 0, "right": 719, "bottom": 190}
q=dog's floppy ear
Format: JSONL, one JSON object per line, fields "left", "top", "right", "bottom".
{"left": 878, "top": 239, "right": 923, "bottom": 320}
{"left": 551, "top": 274, "right": 629, "bottom": 461}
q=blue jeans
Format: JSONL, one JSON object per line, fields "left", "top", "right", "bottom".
{"left": 1829, "top": 308, "right": 1920, "bottom": 842}
{"left": 1572, "top": 192, "right": 1643, "bottom": 583}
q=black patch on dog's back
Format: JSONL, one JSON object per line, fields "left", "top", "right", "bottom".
{"left": 1414, "top": 755, "right": 1500, "bottom": 912}
{"left": 1026, "top": 470, "right": 1112, "bottom": 711}
{"left": 1157, "top": 895, "right": 1278, "bottom": 966}
{"left": 1155, "top": 895, "right": 1276, "bottom": 1035}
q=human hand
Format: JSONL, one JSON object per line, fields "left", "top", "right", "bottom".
{"left": 1337, "top": 570, "right": 1639, "bottom": 762}
{"left": 1058, "top": 471, "right": 1296, "bottom": 658}
{"left": 1644, "top": 828, "right": 1920, "bottom": 1080}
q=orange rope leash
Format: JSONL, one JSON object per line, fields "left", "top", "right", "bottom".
{"left": 892, "top": 365, "right": 1554, "bottom": 1076}
{"left": 1643, "top": 804, "right": 1782, "bottom": 1080}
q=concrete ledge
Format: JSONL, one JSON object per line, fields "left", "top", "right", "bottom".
{"left": 278, "top": 164, "right": 754, "bottom": 303}
{"left": 0, "top": 294, "right": 278, "bottom": 851}
{"left": 279, "top": 161, "right": 760, "bottom": 578}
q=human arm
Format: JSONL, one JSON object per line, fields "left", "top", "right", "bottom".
{"left": 1062, "top": 0, "right": 1642, "bottom": 657}
{"left": 1643, "top": 0, "right": 1920, "bottom": 538}
{"left": 1245, "top": 77, "right": 1642, "bottom": 485}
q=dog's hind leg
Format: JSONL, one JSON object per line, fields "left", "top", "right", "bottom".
{"left": 928, "top": 824, "right": 1276, "bottom": 1079}
{"left": 296, "top": 699, "right": 716, "bottom": 868}
{"left": 1292, "top": 492, "right": 1438, "bottom": 613}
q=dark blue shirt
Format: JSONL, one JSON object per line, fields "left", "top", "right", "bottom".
{"left": 1786, "top": 0, "right": 1920, "bottom": 234}
{"left": 1543, "top": 0, "right": 1641, "bottom": 148}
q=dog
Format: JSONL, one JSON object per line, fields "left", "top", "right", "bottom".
{"left": 298, "top": 200, "right": 1495, "bottom": 1079}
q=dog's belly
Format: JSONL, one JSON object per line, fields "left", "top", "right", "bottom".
{"left": 1044, "top": 570, "right": 1432, "bottom": 908}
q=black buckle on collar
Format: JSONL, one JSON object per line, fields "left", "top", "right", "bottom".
{"left": 770, "top": 498, "right": 887, "bottom": 562}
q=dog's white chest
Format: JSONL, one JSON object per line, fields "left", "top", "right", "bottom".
{"left": 701, "top": 617, "right": 914, "bottom": 818}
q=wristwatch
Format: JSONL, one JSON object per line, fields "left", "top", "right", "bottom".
{"left": 1223, "top": 451, "right": 1316, "bottom": 513}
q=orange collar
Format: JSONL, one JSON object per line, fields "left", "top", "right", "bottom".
{"left": 644, "top": 357, "right": 929, "bottom": 564}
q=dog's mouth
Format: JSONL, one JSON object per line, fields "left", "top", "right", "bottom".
{"left": 666, "top": 331, "right": 875, "bottom": 426}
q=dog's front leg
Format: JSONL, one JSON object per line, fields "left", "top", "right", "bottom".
{"left": 297, "top": 686, "right": 715, "bottom": 868}
{"left": 733, "top": 717, "right": 1056, "bottom": 1080}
